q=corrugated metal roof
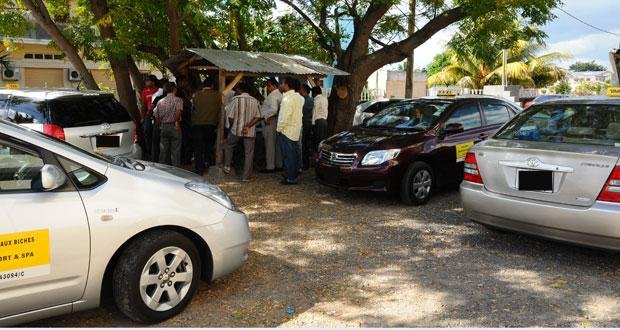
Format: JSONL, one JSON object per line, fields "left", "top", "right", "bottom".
{"left": 166, "top": 48, "right": 349, "bottom": 76}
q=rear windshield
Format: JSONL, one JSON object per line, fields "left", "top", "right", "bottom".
{"left": 48, "top": 96, "right": 132, "bottom": 128}
{"left": 364, "top": 101, "right": 452, "bottom": 131}
{"left": 495, "top": 103, "right": 620, "bottom": 146}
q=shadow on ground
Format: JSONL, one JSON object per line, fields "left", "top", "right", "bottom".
{"left": 32, "top": 171, "right": 620, "bottom": 327}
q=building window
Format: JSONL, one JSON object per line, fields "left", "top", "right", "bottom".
{"left": 34, "top": 54, "right": 43, "bottom": 59}
{"left": 44, "top": 54, "right": 53, "bottom": 59}
{"left": 24, "top": 53, "right": 34, "bottom": 59}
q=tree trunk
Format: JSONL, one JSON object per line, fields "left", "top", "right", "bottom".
{"left": 166, "top": 0, "right": 181, "bottom": 56}
{"left": 22, "top": 0, "right": 99, "bottom": 90}
{"left": 127, "top": 56, "right": 144, "bottom": 92}
{"left": 405, "top": 0, "right": 416, "bottom": 98}
{"left": 89, "top": 0, "right": 140, "bottom": 121}
{"left": 328, "top": 73, "right": 364, "bottom": 134}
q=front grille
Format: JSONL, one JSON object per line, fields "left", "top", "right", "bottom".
{"left": 320, "top": 150, "right": 356, "bottom": 166}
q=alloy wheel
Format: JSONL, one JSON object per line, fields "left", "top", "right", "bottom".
{"left": 412, "top": 169, "right": 432, "bottom": 200}
{"left": 139, "top": 246, "right": 194, "bottom": 312}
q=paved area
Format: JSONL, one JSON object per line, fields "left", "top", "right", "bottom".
{"left": 33, "top": 172, "right": 620, "bottom": 327}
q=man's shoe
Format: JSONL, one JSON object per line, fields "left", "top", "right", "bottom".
{"left": 223, "top": 166, "right": 231, "bottom": 175}
{"left": 280, "top": 179, "right": 299, "bottom": 185}
{"left": 260, "top": 169, "right": 276, "bottom": 173}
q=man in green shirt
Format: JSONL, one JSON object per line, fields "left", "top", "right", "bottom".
{"left": 191, "top": 78, "right": 221, "bottom": 175}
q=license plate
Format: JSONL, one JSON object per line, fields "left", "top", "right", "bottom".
{"left": 518, "top": 170, "right": 553, "bottom": 191}
{"left": 323, "top": 167, "right": 340, "bottom": 183}
{"left": 96, "top": 135, "right": 120, "bottom": 149}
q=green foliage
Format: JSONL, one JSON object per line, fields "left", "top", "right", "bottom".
{"left": 569, "top": 61, "right": 607, "bottom": 72}
{"left": 426, "top": 51, "right": 452, "bottom": 76}
{"left": 573, "top": 81, "right": 609, "bottom": 96}
{"left": 427, "top": 35, "right": 570, "bottom": 89}
{"left": 552, "top": 80, "right": 571, "bottom": 94}
{"left": 0, "top": 1, "right": 32, "bottom": 38}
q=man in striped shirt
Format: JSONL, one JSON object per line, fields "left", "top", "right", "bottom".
{"left": 224, "top": 83, "right": 261, "bottom": 181}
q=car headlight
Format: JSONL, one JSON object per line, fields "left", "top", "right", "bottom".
{"left": 185, "top": 182, "right": 236, "bottom": 210}
{"left": 361, "top": 149, "right": 400, "bottom": 166}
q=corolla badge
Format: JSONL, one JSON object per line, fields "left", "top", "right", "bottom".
{"left": 101, "top": 122, "right": 112, "bottom": 131}
{"left": 526, "top": 157, "right": 542, "bottom": 168}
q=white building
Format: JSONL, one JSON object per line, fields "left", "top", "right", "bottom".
{"left": 566, "top": 71, "right": 612, "bottom": 89}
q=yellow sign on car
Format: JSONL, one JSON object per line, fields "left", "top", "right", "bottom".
{"left": 0, "top": 229, "right": 50, "bottom": 281}
{"left": 455, "top": 141, "right": 475, "bottom": 162}
{"left": 437, "top": 90, "right": 457, "bottom": 97}
{"left": 3, "top": 83, "right": 19, "bottom": 89}
{"left": 608, "top": 87, "right": 620, "bottom": 97}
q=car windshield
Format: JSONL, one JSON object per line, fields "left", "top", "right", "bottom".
{"left": 364, "top": 101, "right": 452, "bottom": 131}
{"left": 495, "top": 103, "right": 620, "bottom": 146}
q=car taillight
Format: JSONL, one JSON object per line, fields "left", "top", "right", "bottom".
{"left": 463, "top": 152, "right": 483, "bottom": 184}
{"left": 43, "top": 124, "right": 65, "bottom": 140}
{"left": 597, "top": 165, "right": 620, "bottom": 203}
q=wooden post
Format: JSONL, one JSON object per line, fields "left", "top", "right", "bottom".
{"left": 215, "top": 71, "right": 244, "bottom": 168}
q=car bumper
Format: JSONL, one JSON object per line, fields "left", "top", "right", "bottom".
{"left": 461, "top": 181, "right": 620, "bottom": 251}
{"left": 315, "top": 160, "right": 403, "bottom": 192}
{"left": 196, "top": 209, "right": 250, "bottom": 280}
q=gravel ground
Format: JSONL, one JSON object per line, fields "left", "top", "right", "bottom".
{"left": 32, "top": 171, "right": 620, "bottom": 327}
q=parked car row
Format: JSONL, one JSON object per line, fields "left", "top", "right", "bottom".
{"left": 317, "top": 95, "right": 620, "bottom": 252}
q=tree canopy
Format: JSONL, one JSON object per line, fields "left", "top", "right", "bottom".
{"left": 569, "top": 61, "right": 607, "bottom": 72}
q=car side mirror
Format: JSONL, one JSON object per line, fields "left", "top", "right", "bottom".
{"left": 443, "top": 123, "right": 464, "bottom": 136}
{"left": 40, "top": 164, "right": 67, "bottom": 191}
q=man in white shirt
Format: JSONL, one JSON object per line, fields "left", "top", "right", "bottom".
{"left": 260, "top": 78, "right": 283, "bottom": 173}
{"left": 312, "top": 86, "right": 329, "bottom": 151}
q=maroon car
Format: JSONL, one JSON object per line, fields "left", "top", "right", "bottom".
{"left": 316, "top": 96, "right": 521, "bottom": 205}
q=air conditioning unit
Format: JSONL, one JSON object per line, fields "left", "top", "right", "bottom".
{"left": 68, "top": 68, "right": 82, "bottom": 81}
{"left": 2, "top": 67, "right": 20, "bottom": 81}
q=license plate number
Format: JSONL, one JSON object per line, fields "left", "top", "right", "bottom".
{"left": 96, "top": 135, "right": 120, "bottom": 149}
{"left": 518, "top": 170, "right": 553, "bottom": 191}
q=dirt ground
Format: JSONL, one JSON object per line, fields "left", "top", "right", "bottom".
{"left": 32, "top": 171, "right": 620, "bottom": 327}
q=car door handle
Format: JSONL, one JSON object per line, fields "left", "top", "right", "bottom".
{"left": 478, "top": 133, "right": 489, "bottom": 140}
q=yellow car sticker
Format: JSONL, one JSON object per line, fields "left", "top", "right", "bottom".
{"left": 455, "top": 141, "right": 475, "bottom": 162}
{"left": 0, "top": 229, "right": 50, "bottom": 282}
{"left": 608, "top": 87, "right": 620, "bottom": 97}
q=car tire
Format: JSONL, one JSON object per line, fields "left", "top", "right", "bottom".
{"left": 400, "top": 161, "right": 434, "bottom": 205}
{"left": 112, "top": 229, "right": 201, "bottom": 323}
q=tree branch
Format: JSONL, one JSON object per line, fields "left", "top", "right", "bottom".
{"left": 363, "top": 6, "right": 466, "bottom": 73}
{"left": 280, "top": 0, "right": 336, "bottom": 53}
{"left": 136, "top": 44, "right": 169, "bottom": 63}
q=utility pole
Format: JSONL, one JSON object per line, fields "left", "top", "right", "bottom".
{"left": 502, "top": 49, "right": 508, "bottom": 87}
{"left": 405, "top": 0, "right": 416, "bottom": 98}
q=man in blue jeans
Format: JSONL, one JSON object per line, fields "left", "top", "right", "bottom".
{"left": 276, "top": 77, "right": 304, "bottom": 185}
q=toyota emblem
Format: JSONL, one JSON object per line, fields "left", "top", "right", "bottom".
{"left": 101, "top": 123, "right": 111, "bottom": 131}
{"left": 526, "top": 157, "right": 542, "bottom": 168}
{"left": 330, "top": 152, "right": 336, "bottom": 161}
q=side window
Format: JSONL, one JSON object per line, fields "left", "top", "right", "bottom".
{"left": 0, "top": 141, "right": 44, "bottom": 192}
{"left": 483, "top": 103, "right": 512, "bottom": 125}
{"left": 6, "top": 97, "right": 46, "bottom": 124}
{"left": 445, "top": 103, "right": 482, "bottom": 131}
{"left": 57, "top": 156, "right": 105, "bottom": 190}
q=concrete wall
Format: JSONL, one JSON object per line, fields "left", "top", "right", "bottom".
{"left": 385, "top": 70, "right": 427, "bottom": 98}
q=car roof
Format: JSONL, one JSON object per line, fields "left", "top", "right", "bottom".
{"left": 420, "top": 94, "right": 514, "bottom": 102}
{"left": 0, "top": 88, "right": 113, "bottom": 101}
{"left": 535, "top": 96, "right": 620, "bottom": 106}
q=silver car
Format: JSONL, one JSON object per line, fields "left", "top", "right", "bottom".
{"left": 0, "top": 120, "right": 250, "bottom": 325}
{"left": 0, "top": 89, "right": 141, "bottom": 159}
{"left": 461, "top": 97, "right": 620, "bottom": 251}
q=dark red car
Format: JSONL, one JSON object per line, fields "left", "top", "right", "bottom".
{"left": 316, "top": 96, "right": 521, "bottom": 205}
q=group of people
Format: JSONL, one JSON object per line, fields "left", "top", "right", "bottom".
{"left": 137, "top": 74, "right": 329, "bottom": 185}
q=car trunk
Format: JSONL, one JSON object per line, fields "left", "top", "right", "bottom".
{"left": 476, "top": 140, "right": 619, "bottom": 207}
{"left": 47, "top": 95, "right": 134, "bottom": 156}
{"left": 64, "top": 122, "right": 134, "bottom": 156}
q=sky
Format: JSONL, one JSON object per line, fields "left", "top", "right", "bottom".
{"left": 412, "top": 0, "right": 620, "bottom": 70}
{"left": 275, "top": 0, "right": 620, "bottom": 71}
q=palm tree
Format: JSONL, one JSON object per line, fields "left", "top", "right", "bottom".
{"left": 427, "top": 39, "right": 571, "bottom": 89}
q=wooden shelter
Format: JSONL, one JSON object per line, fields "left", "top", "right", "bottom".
{"left": 165, "top": 48, "right": 349, "bottom": 178}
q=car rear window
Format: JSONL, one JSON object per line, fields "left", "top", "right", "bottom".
{"left": 495, "top": 103, "right": 620, "bottom": 146}
{"left": 48, "top": 96, "right": 132, "bottom": 128}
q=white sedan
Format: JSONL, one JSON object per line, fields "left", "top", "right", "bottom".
{"left": 0, "top": 120, "right": 250, "bottom": 325}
